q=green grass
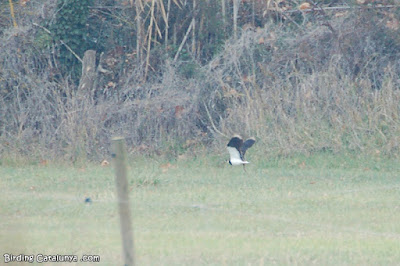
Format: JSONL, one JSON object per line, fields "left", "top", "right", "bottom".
{"left": 1, "top": 153, "right": 400, "bottom": 265}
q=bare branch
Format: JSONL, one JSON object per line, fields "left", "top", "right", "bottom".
{"left": 32, "top": 23, "right": 83, "bottom": 63}
{"left": 283, "top": 4, "right": 400, "bottom": 14}
{"left": 174, "top": 19, "right": 194, "bottom": 62}
{"left": 8, "top": 0, "right": 18, "bottom": 28}
{"left": 203, "top": 102, "right": 228, "bottom": 138}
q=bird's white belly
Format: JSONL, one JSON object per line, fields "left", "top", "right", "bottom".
{"left": 230, "top": 159, "right": 249, "bottom": 166}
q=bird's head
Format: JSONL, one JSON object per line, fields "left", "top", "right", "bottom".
{"left": 228, "top": 160, "right": 232, "bottom": 165}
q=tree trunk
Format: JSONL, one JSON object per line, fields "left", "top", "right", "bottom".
{"left": 165, "top": 0, "right": 171, "bottom": 49}
{"left": 144, "top": 0, "right": 156, "bottom": 81}
{"left": 135, "top": 0, "right": 143, "bottom": 63}
{"left": 221, "top": 0, "right": 226, "bottom": 28}
{"left": 233, "top": 0, "right": 240, "bottom": 39}
{"left": 192, "top": 0, "right": 196, "bottom": 57}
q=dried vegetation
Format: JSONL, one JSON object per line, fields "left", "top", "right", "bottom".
{"left": 1, "top": 1, "right": 400, "bottom": 161}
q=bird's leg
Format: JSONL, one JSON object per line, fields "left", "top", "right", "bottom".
{"left": 243, "top": 164, "right": 247, "bottom": 172}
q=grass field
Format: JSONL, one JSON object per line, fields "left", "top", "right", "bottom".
{"left": 1, "top": 153, "right": 400, "bottom": 265}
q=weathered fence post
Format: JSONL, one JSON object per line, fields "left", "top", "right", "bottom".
{"left": 78, "top": 49, "right": 97, "bottom": 100}
{"left": 112, "top": 137, "right": 135, "bottom": 266}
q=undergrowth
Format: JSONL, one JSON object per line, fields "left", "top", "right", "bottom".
{"left": 1, "top": 5, "right": 400, "bottom": 161}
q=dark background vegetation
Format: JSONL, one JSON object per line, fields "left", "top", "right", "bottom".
{"left": 1, "top": 0, "right": 400, "bottom": 163}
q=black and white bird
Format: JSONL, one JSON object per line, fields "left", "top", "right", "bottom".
{"left": 227, "top": 135, "right": 256, "bottom": 169}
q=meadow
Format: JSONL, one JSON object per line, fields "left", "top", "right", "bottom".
{"left": 1, "top": 153, "right": 400, "bottom": 265}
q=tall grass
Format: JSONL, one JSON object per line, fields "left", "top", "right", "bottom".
{"left": 1, "top": 9, "right": 400, "bottom": 161}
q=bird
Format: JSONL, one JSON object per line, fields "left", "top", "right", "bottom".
{"left": 227, "top": 135, "right": 256, "bottom": 170}
{"left": 84, "top": 197, "right": 92, "bottom": 204}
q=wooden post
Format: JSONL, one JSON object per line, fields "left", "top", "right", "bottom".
{"left": 112, "top": 137, "right": 135, "bottom": 266}
{"left": 78, "top": 50, "right": 97, "bottom": 99}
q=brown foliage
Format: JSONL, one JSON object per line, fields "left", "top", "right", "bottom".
{"left": 1, "top": 1, "right": 400, "bottom": 161}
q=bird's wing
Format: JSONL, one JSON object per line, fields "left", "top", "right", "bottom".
{"left": 227, "top": 146, "right": 242, "bottom": 161}
{"left": 227, "top": 135, "right": 243, "bottom": 150}
{"left": 241, "top": 138, "right": 256, "bottom": 158}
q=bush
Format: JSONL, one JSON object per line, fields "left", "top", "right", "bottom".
{"left": 1, "top": 2, "right": 400, "bottom": 162}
